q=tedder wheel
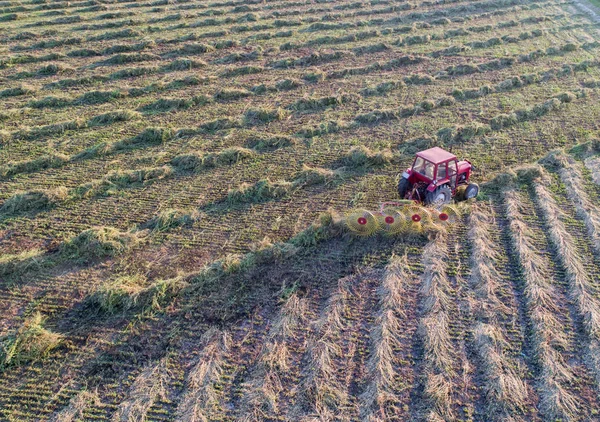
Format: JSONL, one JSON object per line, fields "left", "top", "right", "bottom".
{"left": 425, "top": 185, "right": 452, "bottom": 207}
{"left": 398, "top": 177, "right": 411, "bottom": 199}
{"left": 464, "top": 183, "right": 479, "bottom": 200}
{"left": 378, "top": 207, "right": 405, "bottom": 235}
{"left": 438, "top": 205, "right": 461, "bottom": 224}
{"left": 345, "top": 210, "right": 378, "bottom": 235}
{"left": 406, "top": 205, "right": 430, "bottom": 229}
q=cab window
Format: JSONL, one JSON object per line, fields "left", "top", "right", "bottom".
{"left": 413, "top": 157, "right": 434, "bottom": 179}
{"left": 437, "top": 163, "right": 447, "bottom": 180}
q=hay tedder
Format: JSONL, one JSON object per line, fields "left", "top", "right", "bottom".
{"left": 346, "top": 147, "right": 478, "bottom": 235}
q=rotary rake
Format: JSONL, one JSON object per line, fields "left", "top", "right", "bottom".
{"left": 345, "top": 201, "right": 460, "bottom": 236}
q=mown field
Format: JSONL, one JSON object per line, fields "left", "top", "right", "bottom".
{"left": 1, "top": 0, "right": 600, "bottom": 420}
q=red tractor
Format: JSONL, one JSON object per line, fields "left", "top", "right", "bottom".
{"left": 344, "top": 147, "right": 477, "bottom": 235}
{"left": 398, "top": 147, "right": 478, "bottom": 206}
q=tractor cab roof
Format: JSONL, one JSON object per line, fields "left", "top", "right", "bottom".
{"left": 416, "top": 147, "right": 456, "bottom": 164}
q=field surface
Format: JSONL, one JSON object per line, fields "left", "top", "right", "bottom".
{"left": 1, "top": 0, "right": 600, "bottom": 420}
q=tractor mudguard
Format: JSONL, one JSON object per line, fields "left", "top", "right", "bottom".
{"left": 457, "top": 160, "right": 472, "bottom": 175}
{"left": 426, "top": 182, "right": 437, "bottom": 192}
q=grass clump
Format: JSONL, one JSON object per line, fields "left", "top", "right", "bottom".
{"left": 67, "top": 48, "right": 101, "bottom": 57}
{"left": 243, "top": 107, "right": 288, "bottom": 125}
{"left": 399, "top": 137, "right": 435, "bottom": 155}
{"left": 490, "top": 113, "right": 518, "bottom": 130}
{"left": 361, "top": 80, "right": 405, "bottom": 96}
{"left": 143, "top": 208, "right": 196, "bottom": 232}
{"left": 0, "top": 313, "right": 63, "bottom": 370}
{"left": 0, "top": 188, "right": 67, "bottom": 215}
{"left": 227, "top": 179, "right": 292, "bottom": 204}
{"left": 275, "top": 78, "right": 302, "bottom": 91}
{"left": 87, "top": 110, "right": 140, "bottom": 126}
{"left": 170, "top": 153, "right": 203, "bottom": 172}
{"left": 202, "top": 147, "right": 256, "bottom": 168}
{"left": 0, "top": 84, "right": 35, "bottom": 98}
{"left": 452, "top": 85, "right": 492, "bottom": 100}
{"left": 0, "top": 12, "right": 18, "bottom": 21}
{"left": 164, "top": 58, "right": 207, "bottom": 71}
{"left": 87, "top": 275, "right": 186, "bottom": 315}
{"left": 139, "top": 98, "right": 194, "bottom": 113}
{"left": 293, "top": 165, "right": 343, "bottom": 187}
{"left": 87, "top": 274, "right": 146, "bottom": 314}
{"left": 354, "top": 109, "right": 399, "bottom": 125}
{"left": 0, "top": 248, "right": 47, "bottom": 284}
{"left": 27, "top": 95, "right": 71, "bottom": 108}
{"left": 404, "top": 74, "right": 434, "bottom": 85}
{"left": 297, "top": 120, "right": 343, "bottom": 138}
{"left": 343, "top": 146, "right": 393, "bottom": 167}
{"left": 112, "top": 127, "right": 174, "bottom": 151}
{"left": 220, "top": 65, "right": 264, "bottom": 78}
{"left": 35, "top": 63, "right": 70, "bottom": 76}
{"left": 555, "top": 92, "right": 576, "bottom": 103}
{"left": 1, "top": 153, "right": 68, "bottom": 178}
{"left": 74, "top": 167, "right": 173, "bottom": 198}
{"left": 109, "top": 66, "right": 158, "bottom": 79}
{"left": 96, "top": 53, "right": 159, "bottom": 67}
{"left": 76, "top": 90, "right": 122, "bottom": 105}
{"left": 87, "top": 28, "right": 140, "bottom": 41}
{"left": 60, "top": 227, "right": 138, "bottom": 262}
{"left": 437, "top": 124, "right": 491, "bottom": 144}
{"left": 172, "top": 147, "right": 255, "bottom": 172}
{"left": 403, "top": 34, "right": 431, "bottom": 45}
{"left": 174, "top": 43, "right": 215, "bottom": 55}
{"left": 244, "top": 134, "right": 295, "bottom": 150}
{"left": 302, "top": 70, "right": 326, "bottom": 83}
{"left": 352, "top": 42, "right": 389, "bottom": 56}
{"left": 213, "top": 88, "right": 252, "bottom": 101}
{"left": 200, "top": 118, "right": 239, "bottom": 132}
{"left": 44, "top": 75, "right": 108, "bottom": 89}
{"left": 289, "top": 94, "right": 357, "bottom": 112}
{"left": 214, "top": 49, "right": 262, "bottom": 64}
{"left": 446, "top": 64, "right": 478, "bottom": 76}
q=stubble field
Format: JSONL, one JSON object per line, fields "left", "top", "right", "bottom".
{"left": 1, "top": 0, "right": 600, "bottom": 420}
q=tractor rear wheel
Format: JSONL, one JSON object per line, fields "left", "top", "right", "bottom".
{"left": 464, "top": 183, "right": 479, "bottom": 200}
{"left": 425, "top": 185, "right": 452, "bottom": 206}
{"left": 398, "top": 177, "right": 411, "bottom": 199}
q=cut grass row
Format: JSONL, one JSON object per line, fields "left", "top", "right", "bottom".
{"left": 359, "top": 253, "right": 413, "bottom": 420}
{"left": 2, "top": 42, "right": 588, "bottom": 154}
{"left": 7, "top": 0, "right": 533, "bottom": 36}
{"left": 541, "top": 151, "right": 600, "bottom": 256}
{"left": 7, "top": 55, "right": 206, "bottom": 81}
{"left": 6, "top": 28, "right": 569, "bottom": 119}
{"left": 0, "top": 82, "right": 590, "bottom": 220}
{"left": 289, "top": 276, "right": 352, "bottom": 419}
{"left": 3, "top": 0, "right": 556, "bottom": 59}
{"left": 531, "top": 168, "right": 600, "bottom": 394}
{"left": 501, "top": 179, "right": 581, "bottom": 420}
{"left": 413, "top": 228, "right": 458, "bottom": 420}
{"left": 175, "top": 328, "right": 231, "bottom": 421}
{"left": 7, "top": 42, "right": 590, "bottom": 164}
{"left": 235, "top": 294, "right": 309, "bottom": 420}
{"left": 0, "top": 141, "right": 388, "bottom": 218}
{"left": 467, "top": 207, "right": 530, "bottom": 419}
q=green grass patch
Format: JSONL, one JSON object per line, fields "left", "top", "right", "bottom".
{"left": 0, "top": 313, "right": 63, "bottom": 370}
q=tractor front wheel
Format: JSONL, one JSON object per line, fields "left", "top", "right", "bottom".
{"left": 398, "top": 177, "right": 411, "bottom": 199}
{"left": 464, "top": 183, "right": 479, "bottom": 200}
{"left": 425, "top": 185, "right": 452, "bottom": 206}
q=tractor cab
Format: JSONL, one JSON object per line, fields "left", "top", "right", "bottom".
{"left": 398, "top": 147, "right": 477, "bottom": 205}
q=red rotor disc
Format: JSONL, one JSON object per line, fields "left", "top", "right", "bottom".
{"left": 385, "top": 216, "right": 394, "bottom": 224}
{"left": 439, "top": 213, "right": 449, "bottom": 221}
{"left": 411, "top": 214, "right": 421, "bottom": 222}
{"left": 358, "top": 217, "right": 367, "bottom": 225}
